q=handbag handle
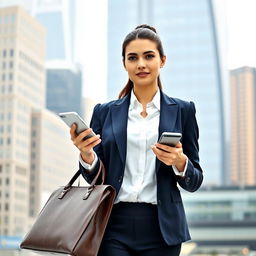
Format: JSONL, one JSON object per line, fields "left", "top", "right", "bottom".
{"left": 64, "top": 160, "right": 106, "bottom": 190}
{"left": 58, "top": 160, "right": 106, "bottom": 200}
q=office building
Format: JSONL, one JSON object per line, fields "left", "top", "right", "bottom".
{"left": 230, "top": 66, "right": 256, "bottom": 185}
{"left": 0, "top": 0, "right": 85, "bottom": 120}
{"left": 182, "top": 186, "right": 256, "bottom": 254}
{"left": 46, "top": 61, "right": 82, "bottom": 116}
{"left": 30, "top": 109, "right": 79, "bottom": 218}
{"left": 107, "top": 0, "right": 228, "bottom": 185}
{"left": 0, "top": 0, "right": 33, "bottom": 12}
{"left": 32, "top": 0, "right": 76, "bottom": 62}
{"left": 0, "top": 5, "right": 46, "bottom": 236}
{"left": 33, "top": 0, "right": 83, "bottom": 116}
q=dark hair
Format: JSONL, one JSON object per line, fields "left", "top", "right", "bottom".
{"left": 118, "top": 24, "right": 165, "bottom": 99}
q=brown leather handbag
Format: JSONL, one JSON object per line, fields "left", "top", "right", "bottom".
{"left": 20, "top": 162, "right": 116, "bottom": 256}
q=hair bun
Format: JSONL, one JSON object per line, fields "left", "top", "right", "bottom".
{"left": 135, "top": 24, "right": 157, "bottom": 33}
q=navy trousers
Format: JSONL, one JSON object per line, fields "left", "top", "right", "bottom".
{"left": 98, "top": 202, "right": 181, "bottom": 256}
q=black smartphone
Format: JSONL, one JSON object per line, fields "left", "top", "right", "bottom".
{"left": 158, "top": 132, "right": 182, "bottom": 147}
{"left": 59, "top": 112, "right": 96, "bottom": 140}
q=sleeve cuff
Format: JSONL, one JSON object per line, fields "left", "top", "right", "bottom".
{"left": 172, "top": 158, "right": 188, "bottom": 177}
{"left": 79, "top": 152, "right": 98, "bottom": 171}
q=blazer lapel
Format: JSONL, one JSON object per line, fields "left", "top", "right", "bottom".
{"left": 156, "top": 91, "right": 179, "bottom": 172}
{"left": 110, "top": 93, "right": 131, "bottom": 166}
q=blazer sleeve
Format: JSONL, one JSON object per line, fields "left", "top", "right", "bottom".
{"left": 177, "top": 101, "right": 203, "bottom": 192}
{"left": 79, "top": 103, "right": 104, "bottom": 184}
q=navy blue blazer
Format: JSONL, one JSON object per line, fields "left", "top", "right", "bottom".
{"left": 80, "top": 90, "right": 203, "bottom": 245}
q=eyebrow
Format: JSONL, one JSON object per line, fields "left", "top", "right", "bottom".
{"left": 127, "top": 50, "right": 156, "bottom": 56}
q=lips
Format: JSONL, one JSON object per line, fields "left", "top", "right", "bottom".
{"left": 136, "top": 72, "right": 150, "bottom": 78}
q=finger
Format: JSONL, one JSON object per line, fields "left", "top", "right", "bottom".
{"left": 153, "top": 152, "right": 174, "bottom": 166}
{"left": 176, "top": 142, "right": 182, "bottom": 148}
{"left": 76, "top": 128, "right": 94, "bottom": 141}
{"left": 79, "top": 137, "right": 102, "bottom": 152}
{"left": 74, "top": 134, "right": 100, "bottom": 148}
{"left": 155, "top": 143, "right": 174, "bottom": 152}
{"left": 151, "top": 145, "right": 171, "bottom": 158}
{"left": 70, "top": 124, "right": 77, "bottom": 140}
{"left": 80, "top": 135, "right": 101, "bottom": 147}
{"left": 79, "top": 136, "right": 101, "bottom": 151}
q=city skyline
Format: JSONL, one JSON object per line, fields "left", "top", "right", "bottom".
{"left": 75, "top": 0, "right": 256, "bottom": 98}
{"left": 0, "top": 0, "right": 255, "bottom": 97}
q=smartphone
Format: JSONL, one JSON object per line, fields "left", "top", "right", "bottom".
{"left": 59, "top": 112, "right": 96, "bottom": 140}
{"left": 158, "top": 132, "right": 182, "bottom": 147}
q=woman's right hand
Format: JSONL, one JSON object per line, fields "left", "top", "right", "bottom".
{"left": 70, "top": 124, "right": 101, "bottom": 165}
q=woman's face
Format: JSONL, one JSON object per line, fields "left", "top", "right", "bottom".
{"left": 124, "top": 39, "right": 166, "bottom": 89}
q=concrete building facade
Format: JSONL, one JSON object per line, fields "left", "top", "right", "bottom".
{"left": 230, "top": 66, "right": 256, "bottom": 186}
{"left": 0, "top": 6, "right": 46, "bottom": 236}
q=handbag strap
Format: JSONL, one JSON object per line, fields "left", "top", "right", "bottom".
{"left": 64, "top": 160, "right": 106, "bottom": 190}
{"left": 91, "top": 160, "right": 105, "bottom": 186}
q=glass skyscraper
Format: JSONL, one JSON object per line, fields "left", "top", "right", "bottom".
{"left": 32, "top": 0, "right": 76, "bottom": 62}
{"left": 33, "top": 0, "right": 83, "bottom": 115}
{"left": 107, "top": 0, "right": 227, "bottom": 185}
{"left": 46, "top": 62, "right": 82, "bottom": 116}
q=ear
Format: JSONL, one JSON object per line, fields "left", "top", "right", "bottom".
{"left": 160, "top": 56, "right": 166, "bottom": 68}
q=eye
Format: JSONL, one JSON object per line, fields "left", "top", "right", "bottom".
{"left": 145, "top": 54, "right": 155, "bottom": 59}
{"left": 127, "top": 56, "right": 137, "bottom": 61}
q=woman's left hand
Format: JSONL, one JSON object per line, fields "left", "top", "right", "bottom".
{"left": 151, "top": 142, "right": 188, "bottom": 172}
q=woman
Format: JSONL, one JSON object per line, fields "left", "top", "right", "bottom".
{"left": 70, "top": 24, "right": 203, "bottom": 256}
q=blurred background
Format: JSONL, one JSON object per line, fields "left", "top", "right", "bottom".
{"left": 0, "top": 0, "right": 255, "bottom": 255}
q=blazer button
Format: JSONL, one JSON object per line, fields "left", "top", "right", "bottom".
{"left": 185, "top": 177, "right": 190, "bottom": 183}
{"left": 118, "top": 176, "right": 123, "bottom": 183}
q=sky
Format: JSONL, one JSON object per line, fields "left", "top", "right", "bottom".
{"left": 225, "top": 0, "right": 256, "bottom": 69}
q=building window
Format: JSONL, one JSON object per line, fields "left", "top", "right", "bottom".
{"left": 6, "top": 178, "right": 9, "bottom": 185}
{"left": 11, "top": 15, "right": 15, "bottom": 24}
{"left": 8, "top": 84, "right": 12, "bottom": 93}
{"left": 10, "top": 49, "right": 14, "bottom": 57}
{"left": 7, "top": 112, "right": 12, "bottom": 120}
{"left": 5, "top": 203, "right": 8, "bottom": 211}
{"left": 9, "top": 73, "right": 13, "bottom": 81}
{"left": 2, "top": 74, "right": 6, "bottom": 81}
{"left": 7, "top": 138, "right": 11, "bottom": 145}
{"left": 2, "top": 49, "right": 6, "bottom": 58}
{"left": 9, "top": 61, "right": 13, "bottom": 68}
{"left": 2, "top": 62, "right": 6, "bottom": 69}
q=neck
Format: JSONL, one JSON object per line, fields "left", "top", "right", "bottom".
{"left": 133, "top": 85, "right": 158, "bottom": 105}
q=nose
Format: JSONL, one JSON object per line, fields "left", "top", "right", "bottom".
{"left": 137, "top": 57, "right": 146, "bottom": 69}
